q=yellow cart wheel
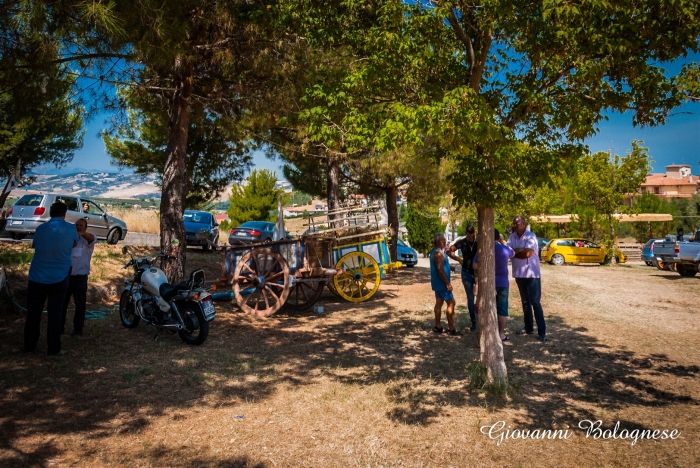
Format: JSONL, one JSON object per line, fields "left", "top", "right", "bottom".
{"left": 333, "top": 251, "right": 381, "bottom": 302}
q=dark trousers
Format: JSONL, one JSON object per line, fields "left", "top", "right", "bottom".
{"left": 515, "top": 277, "right": 546, "bottom": 336}
{"left": 24, "top": 277, "right": 69, "bottom": 355}
{"left": 461, "top": 273, "right": 476, "bottom": 325}
{"left": 61, "top": 274, "right": 88, "bottom": 333}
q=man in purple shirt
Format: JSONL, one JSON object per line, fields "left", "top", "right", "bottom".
{"left": 507, "top": 216, "right": 547, "bottom": 342}
{"left": 473, "top": 229, "right": 515, "bottom": 341}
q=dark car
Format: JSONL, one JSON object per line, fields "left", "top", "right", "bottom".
{"left": 184, "top": 210, "right": 219, "bottom": 251}
{"left": 396, "top": 238, "right": 418, "bottom": 267}
{"left": 641, "top": 238, "right": 666, "bottom": 266}
{"left": 537, "top": 238, "right": 551, "bottom": 258}
{"left": 228, "top": 221, "right": 277, "bottom": 245}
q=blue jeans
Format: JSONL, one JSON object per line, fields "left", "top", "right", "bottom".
{"left": 496, "top": 287, "right": 509, "bottom": 317}
{"left": 515, "top": 278, "right": 546, "bottom": 336}
{"left": 461, "top": 273, "right": 476, "bottom": 325}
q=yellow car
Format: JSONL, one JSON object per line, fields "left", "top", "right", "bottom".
{"left": 540, "top": 238, "right": 627, "bottom": 266}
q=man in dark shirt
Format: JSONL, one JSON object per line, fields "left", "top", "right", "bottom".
{"left": 447, "top": 225, "right": 478, "bottom": 331}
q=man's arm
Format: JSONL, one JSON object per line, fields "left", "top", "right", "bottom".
{"left": 80, "top": 231, "right": 96, "bottom": 244}
{"left": 512, "top": 248, "right": 534, "bottom": 259}
{"left": 434, "top": 250, "right": 453, "bottom": 291}
{"left": 445, "top": 244, "right": 463, "bottom": 265}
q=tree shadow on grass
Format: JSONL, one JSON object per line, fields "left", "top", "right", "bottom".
{"left": 0, "top": 284, "right": 698, "bottom": 465}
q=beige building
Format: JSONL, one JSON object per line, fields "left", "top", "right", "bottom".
{"left": 638, "top": 164, "right": 700, "bottom": 200}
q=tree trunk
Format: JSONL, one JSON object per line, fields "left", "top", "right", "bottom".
{"left": 160, "top": 58, "right": 192, "bottom": 283}
{"left": 476, "top": 205, "right": 508, "bottom": 386}
{"left": 386, "top": 184, "right": 399, "bottom": 261}
{"left": 326, "top": 155, "right": 341, "bottom": 228}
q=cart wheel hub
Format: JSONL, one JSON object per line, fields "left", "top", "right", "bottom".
{"left": 353, "top": 272, "right": 362, "bottom": 281}
{"left": 254, "top": 275, "right": 266, "bottom": 288}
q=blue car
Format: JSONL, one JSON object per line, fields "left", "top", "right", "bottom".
{"left": 397, "top": 238, "right": 418, "bottom": 267}
{"left": 641, "top": 238, "right": 666, "bottom": 266}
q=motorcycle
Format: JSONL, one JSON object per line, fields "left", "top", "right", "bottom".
{"left": 119, "top": 239, "right": 215, "bottom": 345}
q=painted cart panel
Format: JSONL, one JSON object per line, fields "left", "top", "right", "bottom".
{"left": 333, "top": 237, "right": 393, "bottom": 279}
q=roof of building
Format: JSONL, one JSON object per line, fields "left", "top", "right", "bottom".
{"left": 642, "top": 173, "right": 700, "bottom": 186}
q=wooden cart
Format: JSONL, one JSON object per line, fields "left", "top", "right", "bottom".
{"left": 215, "top": 205, "right": 401, "bottom": 316}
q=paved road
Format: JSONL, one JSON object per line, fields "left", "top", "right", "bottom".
{"left": 0, "top": 230, "right": 160, "bottom": 247}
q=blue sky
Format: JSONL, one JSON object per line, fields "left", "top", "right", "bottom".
{"left": 36, "top": 51, "right": 700, "bottom": 178}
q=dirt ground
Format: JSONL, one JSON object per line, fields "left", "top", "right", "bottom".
{"left": 0, "top": 244, "right": 698, "bottom": 467}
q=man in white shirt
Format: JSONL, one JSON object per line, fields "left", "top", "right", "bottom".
{"left": 61, "top": 219, "right": 96, "bottom": 337}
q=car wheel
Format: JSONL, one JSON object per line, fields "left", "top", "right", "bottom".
{"left": 550, "top": 254, "right": 565, "bottom": 266}
{"left": 11, "top": 232, "right": 27, "bottom": 240}
{"left": 263, "top": 238, "right": 272, "bottom": 243}
{"left": 645, "top": 261, "right": 652, "bottom": 266}
{"left": 406, "top": 264, "right": 415, "bottom": 268}
{"left": 202, "top": 242, "right": 211, "bottom": 252}
{"left": 107, "top": 228, "right": 121, "bottom": 245}
{"left": 678, "top": 267, "right": 697, "bottom": 277}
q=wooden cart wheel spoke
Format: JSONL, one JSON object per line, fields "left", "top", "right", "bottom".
{"left": 261, "top": 287, "right": 271, "bottom": 311}
{"left": 234, "top": 247, "right": 290, "bottom": 316}
{"left": 333, "top": 251, "right": 381, "bottom": 303}
{"left": 264, "top": 256, "right": 280, "bottom": 276}
{"left": 241, "top": 261, "right": 256, "bottom": 276}
{"left": 264, "top": 285, "right": 281, "bottom": 304}
{"left": 265, "top": 271, "right": 285, "bottom": 282}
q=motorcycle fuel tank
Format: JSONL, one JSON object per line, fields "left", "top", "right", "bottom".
{"left": 142, "top": 267, "right": 168, "bottom": 296}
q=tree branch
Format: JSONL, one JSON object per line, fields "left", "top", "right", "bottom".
{"left": 446, "top": 9, "right": 475, "bottom": 69}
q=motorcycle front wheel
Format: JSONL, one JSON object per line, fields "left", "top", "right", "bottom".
{"left": 120, "top": 290, "right": 140, "bottom": 328}
{"left": 177, "top": 302, "right": 209, "bottom": 345}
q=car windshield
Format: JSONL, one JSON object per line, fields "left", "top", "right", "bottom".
{"left": 644, "top": 239, "right": 656, "bottom": 246}
{"left": 397, "top": 239, "right": 407, "bottom": 247}
{"left": 184, "top": 212, "right": 211, "bottom": 224}
{"left": 15, "top": 195, "right": 44, "bottom": 206}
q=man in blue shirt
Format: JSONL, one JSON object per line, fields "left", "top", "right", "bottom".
{"left": 24, "top": 202, "right": 78, "bottom": 355}
{"left": 429, "top": 234, "right": 461, "bottom": 335}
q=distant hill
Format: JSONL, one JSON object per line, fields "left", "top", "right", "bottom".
{"left": 15, "top": 172, "right": 161, "bottom": 199}
{"left": 14, "top": 172, "right": 292, "bottom": 201}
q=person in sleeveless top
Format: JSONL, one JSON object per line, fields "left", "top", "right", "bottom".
{"left": 429, "top": 234, "right": 462, "bottom": 336}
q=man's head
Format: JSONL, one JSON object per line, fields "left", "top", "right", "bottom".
{"left": 49, "top": 202, "right": 68, "bottom": 219}
{"left": 83, "top": 202, "right": 89, "bottom": 212}
{"left": 494, "top": 228, "right": 501, "bottom": 241}
{"left": 465, "top": 225, "right": 476, "bottom": 241}
{"left": 434, "top": 233, "right": 446, "bottom": 249}
{"left": 75, "top": 218, "right": 88, "bottom": 233}
{"left": 512, "top": 215, "right": 527, "bottom": 236}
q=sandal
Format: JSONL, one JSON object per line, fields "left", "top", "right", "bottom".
{"left": 433, "top": 326, "right": 445, "bottom": 334}
{"left": 501, "top": 336, "right": 510, "bottom": 341}
{"left": 448, "top": 329, "right": 463, "bottom": 336}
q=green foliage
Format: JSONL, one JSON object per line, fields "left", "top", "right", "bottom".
{"left": 572, "top": 141, "right": 651, "bottom": 244}
{"left": 227, "top": 169, "right": 284, "bottom": 226}
{"left": 405, "top": 204, "right": 442, "bottom": 255}
{"left": 0, "top": 246, "right": 33, "bottom": 269}
{"left": 629, "top": 193, "right": 678, "bottom": 242}
{"left": 287, "top": 192, "right": 312, "bottom": 207}
{"left": 0, "top": 13, "right": 84, "bottom": 184}
{"left": 103, "top": 89, "right": 252, "bottom": 208}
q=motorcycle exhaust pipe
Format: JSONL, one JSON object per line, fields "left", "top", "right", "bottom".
{"left": 130, "top": 290, "right": 149, "bottom": 321}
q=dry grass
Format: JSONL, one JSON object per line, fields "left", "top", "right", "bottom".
{"left": 111, "top": 208, "right": 160, "bottom": 234}
{"left": 0, "top": 245, "right": 699, "bottom": 467}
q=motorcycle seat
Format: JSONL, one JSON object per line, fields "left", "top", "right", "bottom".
{"left": 159, "top": 280, "right": 189, "bottom": 301}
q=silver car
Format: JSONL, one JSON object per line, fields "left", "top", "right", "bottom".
{"left": 4, "top": 193, "right": 128, "bottom": 244}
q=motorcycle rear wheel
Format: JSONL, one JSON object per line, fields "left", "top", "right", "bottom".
{"left": 178, "top": 302, "right": 209, "bottom": 345}
{"left": 120, "top": 290, "right": 140, "bottom": 328}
